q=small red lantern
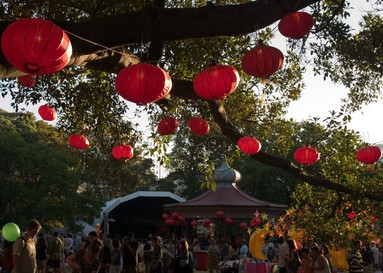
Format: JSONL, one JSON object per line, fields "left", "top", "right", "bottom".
{"left": 204, "top": 218, "right": 212, "bottom": 225}
{"left": 215, "top": 210, "right": 225, "bottom": 218}
{"left": 68, "top": 134, "right": 89, "bottom": 150}
{"left": 172, "top": 212, "right": 179, "bottom": 219}
{"left": 294, "top": 146, "right": 320, "bottom": 166}
{"left": 162, "top": 213, "right": 169, "bottom": 220}
{"left": 112, "top": 144, "right": 134, "bottom": 160}
{"left": 188, "top": 117, "right": 210, "bottom": 136}
{"left": 18, "top": 75, "right": 36, "bottom": 88}
{"left": 38, "top": 105, "right": 57, "bottom": 121}
{"left": 224, "top": 218, "right": 233, "bottom": 224}
{"left": 178, "top": 216, "right": 186, "bottom": 222}
{"left": 193, "top": 64, "right": 240, "bottom": 100}
{"left": 157, "top": 117, "right": 179, "bottom": 135}
{"left": 115, "top": 63, "right": 172, "bottom": 105}
{"left": 239, "top": 221, "right": 248, "bottom": 229}
{"left": 356, "top": 145, "right": 382, "bottom": 164}
{"left": 165, "top": 219, "right": 175, "bottom": 226}
{"left": 238, "top": 136, "right": 262, "bottom": 155}
{"left": 1, "top": 18, "right": 72, "bottom": 75}
{"left": 278, "top": 11, "right": 314, "bottom": 39}
{"left": 242, "top": 43, "right": 284, "bottom": 79}
{"left": 190, "top": 220, "right": 198, "bottom": 227}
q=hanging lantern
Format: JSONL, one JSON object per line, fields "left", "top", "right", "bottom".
{"left": 215, "top": 210, "right": 225, "bottom": 218}
{"left": 242, "top": 42, "right": 284, "bottom": 79}
{"left": 157, "top": 117, "right": 179, "bottom": 135}
{"left": 162, "top": 213, "right": 169, "bottom": 220}
{"left": 356, "top": 145, "right": 382, "bottom": 164}
{"left": 224, "top": 218, "right": 233, "bottom": 224}
{"left": 294, "top": 146, "right": 320, "bottom": 166}
{"left": 278, "top": 11, "right": 314, "bottom": 39}
{"left": 18, "top": 75, "right": 36, "bottom": 88}
{"left": 204, "top": 218, "right": 212, "bottom": 225}
{"left": 68, "top": 134, "right": 89, "bottom": 150}
{"left": 172, "top": 212, "right": 179, "bottom": 219}
{"left": 38, "top": 105, "right": 57, "bottom": 121}
{"left": 193, "top": 64, "right": 240, "bottom": 100}
{"left": 238, "top": 136, "right": 262, "bottom": 155}
{"left": 239, "top": 221, "right": 248, "bottom": 229}
{"left": 1, "top": 18, "right": 72, "bottom": 75}
{"left": 165, "top": 219, "right": 175, "bottom": 226}
{"left": 112, "top": 144, "right": 134, "bottom": 160}
{"left": 178, "top": 216, "right": 186, "bottom": 222}
{"left": 115, "top": 63, "right": 172, "bottom": 105}
{"left": 188, "top": 117, "right": 210, "bottom": 136}
{"left": 190, "top": 220, "right": 198, "bottom": 227}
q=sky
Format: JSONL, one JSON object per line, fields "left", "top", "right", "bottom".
{"left": 1, "top": 1, "right": 382, "bottom": 144}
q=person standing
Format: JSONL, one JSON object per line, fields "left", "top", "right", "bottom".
{"left": 207, "top": 239, "right": 220, "bottom": 273}
{"left": 370, "top": 241, "right": 379, "bottom": 271}
{"left": 348, "top": 240, "right": 364, "bottom": 273}
{"left": 309, "top": 246, "right": 331, "bottom": 273}
{"left": 47, "top": 231, "right": 64, "bottom": 273}
{"left": 36, "top": 233, "right": 48, "bottom": 273}
{"left": 122, "top": 232, "right": 139, "bottom": 273}
{"left": 12, "top": 219, "right": 42, "bottom": 273}
{"left": 278, "top": 237, "right": 290, "bottom": 273}
{"left": 149, "top": 236, "right": 162, "bottom": 273}
{"left": 110, "top": 238, "right": 122, "bottom": 273}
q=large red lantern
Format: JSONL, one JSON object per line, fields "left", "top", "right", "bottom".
{"left": 294, "top": 146, "right": 319, "bottom": 166}
{"left": 238, "top": 136, "right": 262, "bottom": 155}
{"left": 112, "top": 144, "right": 134, "bottom": 160}
{"left": 239, "top": 221, "right": 248, "bottom": 229}
{"left": 162, "top": 213, "right": 169, "bottom": 220}
{"left": 190, "top": 220, "right": 198, "bottom": 227}
{"left": 188, "top": 117, "right": 210, "bottom": 136}
{"left": 242, "top": 43, "right": 284, "bottom": 79}
{"left": 165, "top": 219, "right": 175, "bottom": 226}
{"left": 178, "top": 216, "right": 186, "bottom": 222}
{"left": 224, "top": 218, "right": 233, "bottom": 224}
{"left": 215, "top": 210, "right": 224, "bottom": 218}
{"left": 1, "top": 18, "right": 72, "bottom": 75}
{"left": 115, "top": 63, "right": 172, "bottom": 105}
{"left": 356, "top": 145, "right": 382, "bottom": 164}
{"left": 68, "top": 134, "right": 89, "bottom": 150}
{"left": 278, "top": 11, "right": 314, "bottom": 39}
{"left": 193, "top": 64, "right": 240, "bottom": 100}
{"left": 38, "top": 105, "right": 57, "bottom": 121}
{"left": 157, "top": 117, "right": 179, "bottom": 135}
{"left": 172, "top": 212, "right": 179, "bottom": 219}
{"left": 18, "top": 75, "right": 36, "bottom": 88}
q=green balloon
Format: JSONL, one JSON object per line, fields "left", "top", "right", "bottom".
{"left": 2, "top": 222, "right": 20, "bottom": 242}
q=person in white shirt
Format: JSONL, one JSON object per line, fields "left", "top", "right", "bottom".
{"left": 370, "top": 241, "right": 380, "bottom": 270}
{"left": 278, "top": 237, "right": 290, "bottom": 273}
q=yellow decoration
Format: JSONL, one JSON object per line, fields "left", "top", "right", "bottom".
{"left": 329, "top": 248, "right": 348, "bottom": 271}
{"left": 249, "top": 228, "right": 269, "bottom": 260}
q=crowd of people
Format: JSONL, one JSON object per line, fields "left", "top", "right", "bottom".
{"left": 2, "top": 219, "right": 383, "bottom": 273}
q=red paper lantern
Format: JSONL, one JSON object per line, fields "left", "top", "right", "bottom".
{"left": 38, "top": 105, "right": 57, "bottom": 121}
{"left": 115, "top": 63, "right": 172, "bottom": 105}
{"left": 190, "top": 220, "right": 198, "bottom": 227}
{"left": 165, "top": 219, "right": 175, "bottom": 226}
{"left": 1, "top": 18, "right": 72, "bottom": 75}
{"left": 356, "top": 145, "right": 382, "bottom": 164}
{"left": 178, "top": 216, "right": 186, "bottom": 222}
{"left": 157, "top": 117, "right": 179, "bottom": 135}
{"left": 68, "top": 134, "right": 89, "bottom": 150}
{"left": 238, "top": 136, "right": 262, "bottom": 155}
{"left": 18, "top": 75, "right": 36, "bottom": 88}
{"left": 112, "top": 144, "right": 134, "bottom": 160}
{"left": 278, "top": 11, "right": 314, "bottom": 39}
{"left": 162, "top": 213, "right": 169, "bottom": 220}
{"left": 188, "top": 117, "right": 210, "bottom": 136}
{"left": 172, "top": 212, "right": 179, "bottom": 219}
{"left": 193, "top": 64, "right": 240, "bottom": 100}
{"left": 215, "top": 210, "right": 225, "bottom": 218}
{"left": 242, "top": 43, "right": 284, "bottom": 79}
{"left": 239, "top": 221, "right": 248, "bottom": 229}
{"left": 224, "top": 218, "right": 233, "bottom": 224}
{"left": 294, "top": 146, "right": 320, "bottom": 166}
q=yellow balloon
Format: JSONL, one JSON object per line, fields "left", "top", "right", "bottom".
{"left": 329, "top": 248, "right": 348, "bottom": 271}
{"left": 249, "top": 229, "right": 269, "bottom": 260}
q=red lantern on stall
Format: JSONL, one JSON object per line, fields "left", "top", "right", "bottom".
{"left": 242, "top": 43, "right": 284, "bottom": 79}
{"left": 18, "top": 75, "right": 36, "bottom": 88}
{"left": 204, "top": 218, "right": 212, "bottom": 225}
{"left": 68, "top": 134, "right": 89, "bottom": 150}
{"left": 224, "top": 218, "right": 233, "bottom": 224}
{"left": 162, "top": 213, "right": 170, "bottom": 220}
{"left": 112, "top": 144, "right": 134, "bottom": 160}
{"left": 190, "top": 220, "right": 198, "bottom": 228}
{"left": 38, "top": 105, "right": 57, "bottom": 121}
{"left": 278, "top": 11, "right": 314, "bottom": 39}
{"left": 239, "top": 221, "right": 248, "bottom": 229}
{"left": 238, "top": 136, "right": 262, "bottom": 155}
{"left": 215, "top": 210, "right": 225, "bottom": 218}
{"left": 1, "top": 18, "right": 72, "bottom": 75}
{"left": 294, "top": 146, "right": 320, "bottom": 166}
{"left": 188, "top": 117, "right": 210, "bottom": 136}
{"left": 115, "top": 63, "right": 172, "bottom": 105}
{"left": 356, "top": 145, "right": 382, "bottom": 164}
{"left": 157, "top": 117, "right": 179, "bottom": 135}
{"left": 172, "top": 212, "right": 179, "bottom": 219}
{"left": 178, "top": 216, "right": 186, "bottom": 223}
{"left": 165, "top": 219, "right": 176, "bottom": 226}
{"left": 193, "top": 64, "right": 240, "bottom": 100}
